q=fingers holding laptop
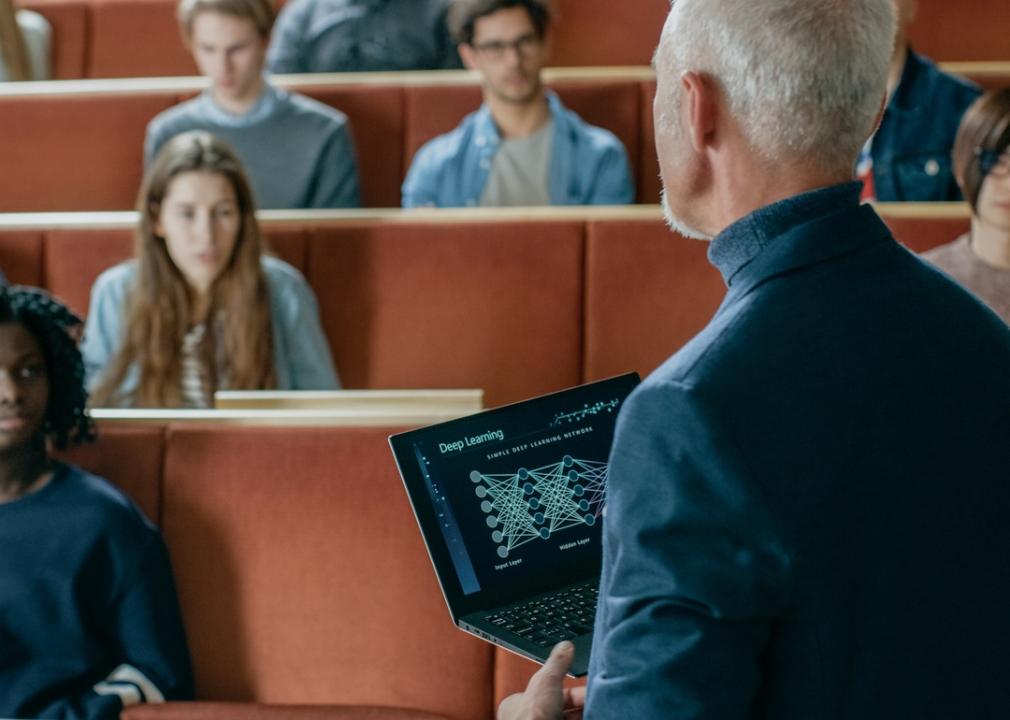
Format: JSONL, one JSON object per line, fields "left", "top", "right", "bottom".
{"left": 497, "top": 641, "right": 587, "bottom": 720}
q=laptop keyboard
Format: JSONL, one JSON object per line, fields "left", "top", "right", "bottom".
{"left": 485, "top": 581, "right": 598, "bottom": 648}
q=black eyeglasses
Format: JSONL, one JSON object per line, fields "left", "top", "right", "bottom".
{"left": 975, "top": 146, "right": 1010, "bottom": 178}
{"left": 471, "top": 32, "right": 542, "bottom": 60}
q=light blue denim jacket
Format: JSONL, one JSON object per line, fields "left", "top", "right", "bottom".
{"left": 401, "top": 92, "right": 635, "bottom": 208}
{"left": 80, "top": 256, "right": 340, "bottom": 404}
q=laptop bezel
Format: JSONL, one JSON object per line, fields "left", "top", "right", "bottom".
{"left": 389, "top": 372, "right": 640, "bottom": 621}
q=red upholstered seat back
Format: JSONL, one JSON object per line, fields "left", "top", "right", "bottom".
{"left": 582, "top": 218, "right": 726, "bottom": 381}
{"left": 160, "top": 425, "right": 494, "bottom": 719}
{"left": 638, "top": 80, "right": 662, "bottom": 205}
{"left": 881, "top": 214, "right": 970, "bottom": 254}
{"left": 0, "top": 231, "right": 45, "bottom": 286}
{"left": 307, "top": 219, "right": 585, "bottom": 406}
{"left": 123, "top": 703, "right": 450, "bottom": 720}
{"left": 0, "top": 92, "right": 174, "bottom": 213}
{"left": 87, "top": 0, "right": 196, "bottom": 78}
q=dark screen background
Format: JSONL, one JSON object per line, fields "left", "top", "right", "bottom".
{"left": 409, "top": 374, "right": 639, "bottom": 603}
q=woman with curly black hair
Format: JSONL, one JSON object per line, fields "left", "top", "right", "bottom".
{"left": 0, "top": 286, "right": 193, "bottom": 719}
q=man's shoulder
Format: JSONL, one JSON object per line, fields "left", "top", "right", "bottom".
{"left": 51, "top": 462, "right": 159, "bottom": 536}
{"left": 277, "top": 89, "right": 350, "bottom": 130}
{"left": 411, "top": 110, "right": 482, "bottom": 167}
{"left": 147, "top": 95, "right": 207, "bottom": 137}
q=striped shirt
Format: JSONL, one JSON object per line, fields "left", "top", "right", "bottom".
{"left": 179, "top": 324, "right": 208, "bottom": 409}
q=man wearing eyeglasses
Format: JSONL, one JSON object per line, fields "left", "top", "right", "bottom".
{"left": 401, "top": 0, "right": 634, "bottom": 208}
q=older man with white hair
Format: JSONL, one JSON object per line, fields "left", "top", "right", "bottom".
{"left": 498, "top": 0, "right": 1010, "bottom": 718}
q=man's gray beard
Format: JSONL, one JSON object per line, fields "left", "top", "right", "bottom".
{"left": 661, "top": 189, "right": 713, "bottom": 241}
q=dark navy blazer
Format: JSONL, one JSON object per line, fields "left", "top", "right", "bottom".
{"left": 586, "top": 184, "right": 1010, "bottom": 718}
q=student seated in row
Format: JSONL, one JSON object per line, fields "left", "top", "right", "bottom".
{"left": 402, "top": 0, "right": 634, "bottom": 208}
{"left": 0, "top": 0, "right": 50, "bottom": 81}
{"left": 923, "top": 88, "right": 1010, "bottom": 325}
{"left": 83, "top": 131, "right": 339, "bottom": 408}
{"left": 856, "top": 0, "right": 979, "bottom": 202}
{"left": 0, "top": 286, "right": 193, "bottom": 718}
{"left": 268, "top": 0, "right": 461, "bottom": 74}
{"left": 145, "top": 0, "right": 360, "bottom": 210}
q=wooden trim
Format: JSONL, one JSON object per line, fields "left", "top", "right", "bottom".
{"left": 90, "top": 407, "right": 476, "bottom": 427}
{"left": 213, "top": 388, "right": 484, "bottom": 411}
{"left": 0, "top": 203, "right": 973, "bottom": 231}
{"left": 0, "top": 66, "right": 656, "bottom": 98}
{"left": 0, "top": 62, "right": 1003, "bottom": 100}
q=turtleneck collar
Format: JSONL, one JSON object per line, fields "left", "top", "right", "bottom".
{"left": 708, "top": 182, "right": 863, "bottom": 286}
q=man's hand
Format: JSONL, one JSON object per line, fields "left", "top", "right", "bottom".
{"left": 497, "top": 641, "right": 587, "bottom": 720}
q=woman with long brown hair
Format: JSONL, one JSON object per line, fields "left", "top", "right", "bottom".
{"left": 81, "top": 130, "right": 338, "bottom": 408}
{"left": 0, "top": 0, "right": 50, "bottom": 81}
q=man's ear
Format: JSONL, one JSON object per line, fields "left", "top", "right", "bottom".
{"left": 458, "top": 43, "right": 479, "bottom": 71}
{"left": 681, "top": 71, "right": 717, "bottom": 153}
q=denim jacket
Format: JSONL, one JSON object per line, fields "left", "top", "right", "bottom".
{"left": 402, "top": 92, "right": 635, "bottom": 208}
{"left": 871, "top": 48, "right": 980, "bottom": 201}
{"left": 80, "top": 256, "right": 340, "bottom": 405}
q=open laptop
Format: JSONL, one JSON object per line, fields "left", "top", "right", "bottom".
{"left": 389, "top": 373, "right": 640, "bottom": 676}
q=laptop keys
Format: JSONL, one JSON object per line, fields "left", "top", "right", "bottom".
{"left": 486, "top": 581, "right": 598, "bottom": 646}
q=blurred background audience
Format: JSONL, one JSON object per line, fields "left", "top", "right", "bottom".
{"left": 402, "top": 0, "right": 633, "bottom": 208}
{"left": 267, "top": 0, "right": 461, "bottom": 74}
{"left": 145, "top": 0, "right": 360, "bottom": 209}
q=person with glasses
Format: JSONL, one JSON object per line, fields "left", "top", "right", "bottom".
{"left": 922, "top": 89, "right": 1010, "bottom": 324}
{"left": 401, "top": 0, "right": 634, "bottom": 208}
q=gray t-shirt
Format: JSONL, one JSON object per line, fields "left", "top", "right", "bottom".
{"left": 144, "top": 83, "right": 359, "bottom": 210}
{"left": 923, "top": 234, "right": 1010, "bottom": 325}
{"left": 480, "top": 121, "right": 553, "bottom": 207}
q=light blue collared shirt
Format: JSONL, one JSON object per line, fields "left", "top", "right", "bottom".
{"left": 401, "top": 92, "right": 635, "bottom": 208}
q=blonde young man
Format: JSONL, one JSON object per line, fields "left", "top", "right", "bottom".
{"left": 144, "top": 0, "right": 359, "bottom": 209}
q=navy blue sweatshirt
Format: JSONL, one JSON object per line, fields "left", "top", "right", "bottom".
{"left": 0, "top": 463, "right": 193, "bottom": 719}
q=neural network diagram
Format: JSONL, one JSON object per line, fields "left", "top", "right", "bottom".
{"left": 470, "top": 455, "right": 607, "bottom": 558}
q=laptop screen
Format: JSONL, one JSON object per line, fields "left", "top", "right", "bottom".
{"left": 390, "top": 373, "right": 639, "bottom": 616}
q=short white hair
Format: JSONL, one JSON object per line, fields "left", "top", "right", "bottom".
{"left": 656, "top": 0, "right": 896, "bottom": 173}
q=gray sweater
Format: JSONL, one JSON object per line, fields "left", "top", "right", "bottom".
{"left": 144, "top": 83, "right": 360, "bottom": 209}
{"left": 922, "top": 234, "right": 1010, "bottom": 325}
